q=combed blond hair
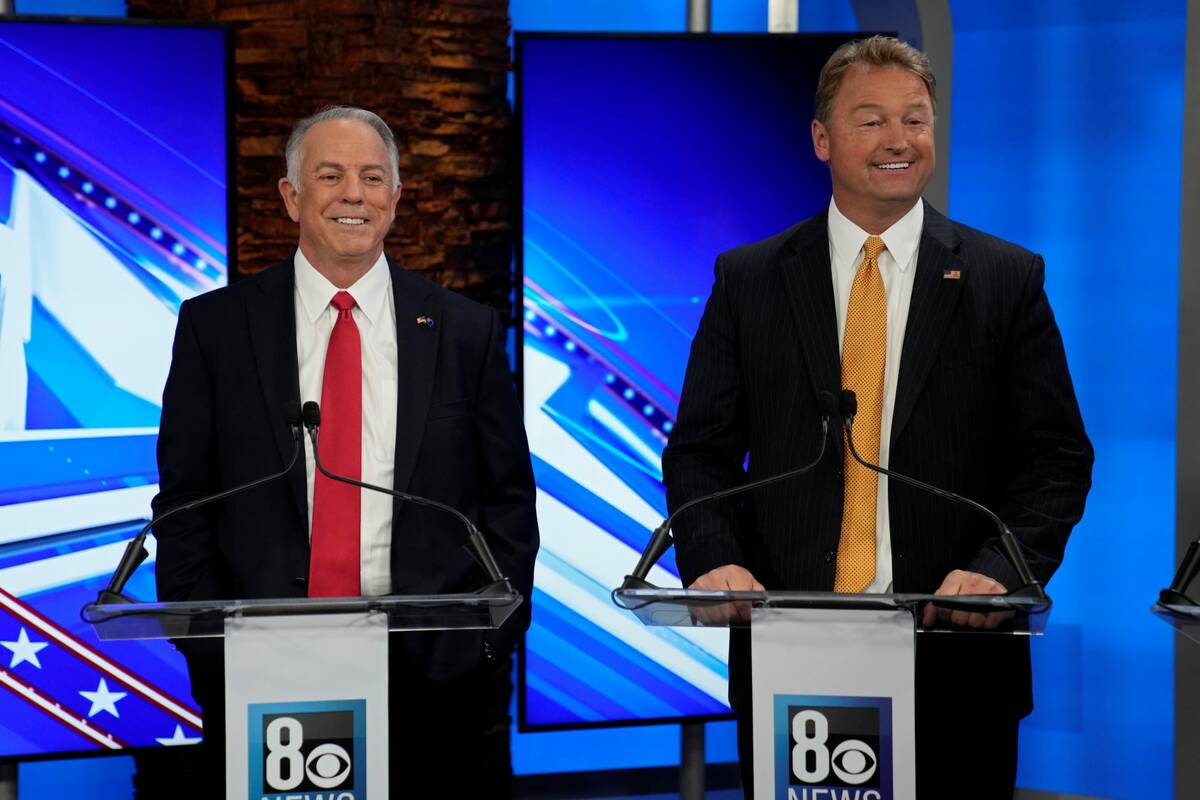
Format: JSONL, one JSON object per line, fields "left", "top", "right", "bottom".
{"left": 814, "top": 35, "right": 936, "bottom": 125}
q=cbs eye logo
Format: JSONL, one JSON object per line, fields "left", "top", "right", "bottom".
{"left": 788, "top": 706, "right": 880, "bottom": 787}
{"left": 262, "top": 711, "right": 354, "bottom": 792}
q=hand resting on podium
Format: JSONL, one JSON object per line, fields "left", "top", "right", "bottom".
{"left": 686, "top": 564, "right": 765, "bottom": 625}
{"left": 921, "top": 569, "right": 1010, "bottom": 631}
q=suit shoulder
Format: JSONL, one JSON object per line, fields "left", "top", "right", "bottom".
{"left": 949, "top": 219, "right": 1039, "bottom": 267}
{"left": 391, "top": 264, "right": 499, "bottom": 331}
{"left": 176, "top": 272, "right": 262, "bottom": 333}
{"left": 180, "top": 260, "right": 290, "bottom": 317}
{"left": 717, "top": 216, "right": 820, "bottom": 277}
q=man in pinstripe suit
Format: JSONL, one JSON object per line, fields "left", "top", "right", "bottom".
{"left": 662, "top": 36, "right": 1092, "bottom": 797}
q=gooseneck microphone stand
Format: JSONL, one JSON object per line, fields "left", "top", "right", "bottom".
{"left": 89, "top": 402, "right": 305, "bottom": 607}
{"left": 838, "top": 389, "right": 1048, "bottom": 602}
{"left": 621, "top": 392, "right": 840, "bottom": 590}
{"left": 300, "top": 401, "right": 513, "bottom": 595}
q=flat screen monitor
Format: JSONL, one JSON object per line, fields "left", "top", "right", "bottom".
{"left": 0, "top": 17, "right": 231, "bottom": 757}
{"left": 516, "top": 33, "right": 854, "bottom": 729}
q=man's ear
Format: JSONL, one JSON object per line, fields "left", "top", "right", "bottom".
{"left": 811, "top": 119, "right": 831, "bottom": 164}
{"left": 278, "top": 178, "right": 301, "bottom": 223}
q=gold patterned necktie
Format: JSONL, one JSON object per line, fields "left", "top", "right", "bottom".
{"left": 834, "top": 235, "right": 887, "bottom": 593}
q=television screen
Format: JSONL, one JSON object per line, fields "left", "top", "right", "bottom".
{"left": 0, "top": 18, "right": 230, "bottom": 756}
{"left": 517, "top": 34, "right": 854, "bottom": 728}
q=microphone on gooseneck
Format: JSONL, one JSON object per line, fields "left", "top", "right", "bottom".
{"left": 1160, "top": 541, "right": 1200, "bottom": 606}
{"left": 300, "top": 401, "right": 512, "bottom": 594}
{"left": 837, "top": 389, "right": 1047, "bottom": 601}
{"left": 92, "top": 402, "right": 305, "bottom": 606}
{"left": 620, "top": 391, "right": 841, "bottom": 590}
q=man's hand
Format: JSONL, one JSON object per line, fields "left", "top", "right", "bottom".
{"left": 921, "top": 569, "right": 1009, "bottom": 630}
{"left": 687, "top": 565, "right": 765, "bottom": 625}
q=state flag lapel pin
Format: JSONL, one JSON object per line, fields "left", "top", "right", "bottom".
{"left": 943, "top": 268, "right": 961, "bottom": 280}
{"left": 416, "top": 315, "right": 435, "bottom": 327}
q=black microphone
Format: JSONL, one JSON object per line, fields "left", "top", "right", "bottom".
{"left": 838, "top": 389, "right": 1047, "bottom": 601}
{"left": 1159, "top": 540, "right": 1200, "bottom": 607}
{"left": 620, "top": 391, "right": 840, "bottom": 590}
{"left": 90, "top": 402, "right": 305, "bottom": 606}
{"left": 301, "top": 401, "right": 513, "bottom": 595}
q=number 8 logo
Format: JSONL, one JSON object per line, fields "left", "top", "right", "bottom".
{"left": 265, "top": 716, "right": 305, "bottom": 791}
{"left": 791, "top": 709, "right": 830, "bottom": 783}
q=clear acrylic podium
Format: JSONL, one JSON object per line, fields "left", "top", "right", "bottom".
{"left": 612, "top": 586, "right": 1050, "bottom": 633}
{"left": 83, "top": 589, "right": 522, "bottom": 799}
{"left": 1154, "top": 537, "right": 1200, "bottom": 644}
{"left": 83, "top": 589, "right": 524, "bottom": 640}
{"left": 613, "top": 586, "right": 1049, "bottom": 800}
{"left": 1152, "top": 601, "right": 1200, "bottom": 645}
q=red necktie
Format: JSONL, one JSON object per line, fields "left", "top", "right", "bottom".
{"left": 309, "top": 291, "right": 362, "bottom": 597}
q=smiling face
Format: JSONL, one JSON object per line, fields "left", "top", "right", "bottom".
{"left": 278, "top": 117, "right": 401, "bottom": 285}
{"left": 811, "top": 65, "right": 935, "bottom": 233}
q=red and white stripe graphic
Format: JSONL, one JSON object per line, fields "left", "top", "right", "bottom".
{"left": 0, "top": 586, "right": 202, "bottom": 730}
{"left": 0, "top": 667, "right": 128, "bottom": 750}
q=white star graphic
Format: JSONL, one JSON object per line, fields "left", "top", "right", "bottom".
{"left": 155, "top": 724, "right": 203, "bottom": 746}
{"left": 79, "top": 678, "right": 127, "bottom": 718}
{"left": 1, "top": 627, "right": 49, "bottom": 669}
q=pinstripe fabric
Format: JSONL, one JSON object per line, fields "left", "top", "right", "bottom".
{"left": 662, "top": 201, "right": 1093, "bottom": 712}
{"left": 834, "top": 236, "right": 886, "bottom": 592}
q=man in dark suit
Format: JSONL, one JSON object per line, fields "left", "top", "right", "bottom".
{"left": 152, "top": 106, "right": 538, "bottom": 798}
{"left": 661, "top": 36, "right": 1092, "bottom": 798}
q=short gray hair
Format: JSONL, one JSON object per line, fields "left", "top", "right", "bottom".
{"left": 285, "top": 106, "right": 401, "bottom": 189}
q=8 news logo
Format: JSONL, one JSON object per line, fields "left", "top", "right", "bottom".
{"left": 247, "top": 699, "right": 367, "bottom": 800}
{"left": 773, "top": 695, "right": 893, "bottom": 800}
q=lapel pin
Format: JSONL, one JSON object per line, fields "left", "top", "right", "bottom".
{"left": 942, "top": 268, "right": 961, "bottom": 280}
{"left": 416, "top": 315, "right": 435, "bottom": 328}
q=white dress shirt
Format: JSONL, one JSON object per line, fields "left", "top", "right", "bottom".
{"left": 828, "top": 198, "right": 924, "bottom": 593}
{"left": 294, "top": 249, "right": 398, "bottom": 596}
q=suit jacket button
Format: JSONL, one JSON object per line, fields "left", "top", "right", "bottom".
{"left": 823, "top": 549, "right": 835, "bottom": 563}
{"left": 293, "top": 577, "right": 307, "bottom": 586}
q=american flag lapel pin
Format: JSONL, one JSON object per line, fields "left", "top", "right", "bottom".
{"left": 416, "top": 315, "right": 435, "bottom": 328}
{"left": 943, "top": 267, "right": 961, "bottom": 280}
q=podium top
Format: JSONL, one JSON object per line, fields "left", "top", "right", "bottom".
{"left": 613, "top": 587, "right": 1050, "bottom": 634}
{"left": 82, "top": 589, "right": 523, "bottom": 641}
{"left": 1152, "top": 601, "right": 1200, "bottom": 646}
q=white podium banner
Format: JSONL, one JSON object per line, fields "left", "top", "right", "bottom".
{"left": 224, "top": 612, "right": 389, "bottom": 800}
{"left": 751, "top": 607, "right": 916, "bottom": 800}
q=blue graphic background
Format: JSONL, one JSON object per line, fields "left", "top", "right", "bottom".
{"left": 519, "top": 35, "right": 851, "bottom": 728}
{"left": 0, "top": 17, "right": 228, "bottom": 759}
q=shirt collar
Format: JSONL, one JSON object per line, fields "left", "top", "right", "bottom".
{"left": 827, "top": 198, "right": 925, "bottom": 273}
{"left": 293, "top": 249, "right": 391, "bottom": 325}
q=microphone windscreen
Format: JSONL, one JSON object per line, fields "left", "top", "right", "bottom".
{"left": 840, "top": 389, "right": 858, "bottom": 418}
{"left": 301, "top": 401, "right": 321, "bottom": 428}
{"left": 284, "top": 400, "right": 302, "bottom": 426}
{"left": 818, "top": 390, "right": 839, "bottom": 418}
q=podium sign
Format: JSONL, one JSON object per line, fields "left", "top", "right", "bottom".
{"left": 224, "top": 613, "right": 389, "bottom": 800}
{"left": 751, "top": 607, "right": 916, "bottom": 800}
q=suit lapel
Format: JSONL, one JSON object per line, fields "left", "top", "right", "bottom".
{"left": 778, "top": 212, "right": 842, "bottom": 402}
{"left": 389, "top": 259, "right": 440, "bottom": 494}
{"left": 891, "top": 203, "right": 965, "bottom": 444}
{"left": 244, "top": 261, "right": 307, "bottom": 528}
